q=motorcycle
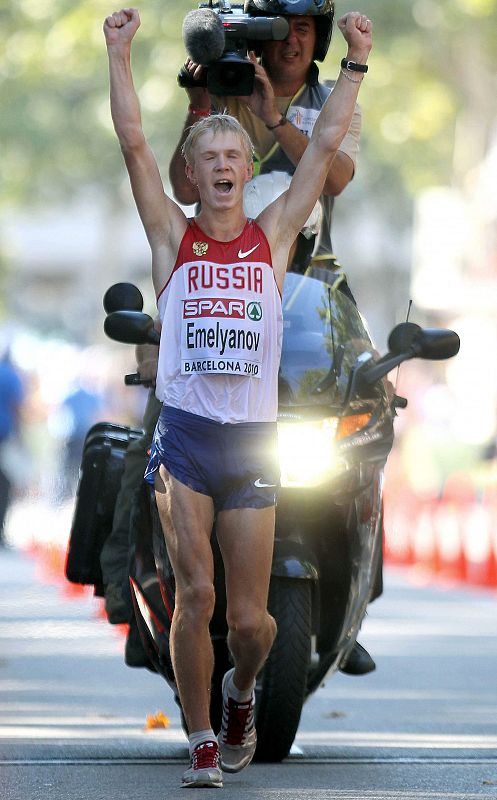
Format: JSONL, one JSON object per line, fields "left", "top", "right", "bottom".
{"left": 86, "top": 271, "right": 459, "bottom": 762}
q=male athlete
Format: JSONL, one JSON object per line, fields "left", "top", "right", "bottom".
{"left": 104, "top": 6, "right": 371, "bottom": 788}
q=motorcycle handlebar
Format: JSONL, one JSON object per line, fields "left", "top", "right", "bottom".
{"left": 392, "top": 394, "right": 408, "bottom": 410}
{"left": 124, "top": 372, "right": 154, "bottom": 388}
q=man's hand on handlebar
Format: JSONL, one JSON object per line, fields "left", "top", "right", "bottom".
{"left": 134, "top": 317, "right": 160, "bottom": 386}
{"left": 135, "top": 342, "right": 159, "bottom": 386}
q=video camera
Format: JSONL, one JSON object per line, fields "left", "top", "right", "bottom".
{"left": 179, "top": 1, "right": 289, "bottom": 96}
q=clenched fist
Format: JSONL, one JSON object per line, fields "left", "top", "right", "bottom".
{"left": 103, "top": 7, "right": 140, "bottom": 47}
{"left": 337, "top": 11, "right": 372, "bottom": 62}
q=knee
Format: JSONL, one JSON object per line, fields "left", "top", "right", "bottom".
{"left": 227, "top": 609, "right": 275, "bottom": 643}
{"left": 177, "top": 581, "right": 215, "bottom": 622}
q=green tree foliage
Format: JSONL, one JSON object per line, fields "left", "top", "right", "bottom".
{"left": 331, "top": 0, "right": 497, "bottom": 207}
{"left": 1, "top": 0, "right": 190, "bottom": 207}
{"left": 2, "top": 0, "right": 496, "bottom": 211}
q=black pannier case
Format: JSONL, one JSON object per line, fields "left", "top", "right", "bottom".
{"left": 65, "top": 421, "right": 143, "bottom": 590}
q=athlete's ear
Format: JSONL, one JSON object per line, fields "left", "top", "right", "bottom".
{"left": 246, "top": 160, "right": 254, "bottom": 182}
{"left": 185, "top": 164, "right": 197, "bottom": 185}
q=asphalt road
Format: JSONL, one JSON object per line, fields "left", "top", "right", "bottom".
{"left": 1, "top": 545, "right": 497, "bottom": 799}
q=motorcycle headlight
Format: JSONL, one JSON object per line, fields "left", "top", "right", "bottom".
{"left": 277, "top": 417, "right": 339, "bottom": 488}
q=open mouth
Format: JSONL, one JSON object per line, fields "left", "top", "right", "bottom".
{"left": 214, "top": 179, "right": 233, "bottom": 194}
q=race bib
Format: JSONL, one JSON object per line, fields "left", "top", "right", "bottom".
{"left": 181, "top": 295, "right": 263, "bottom": 379}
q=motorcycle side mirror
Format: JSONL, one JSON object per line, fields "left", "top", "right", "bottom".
{"left": 103, "top": 283, "right": 144, "bottom": 313}
{"left": 104, "top": 310, "right": 160, "bottom": 346}
{"left": 387, "top": 323, "right": 460, "bottom": 361}
{"left": 358, "top": 326, "right": 460, "bottom": 387}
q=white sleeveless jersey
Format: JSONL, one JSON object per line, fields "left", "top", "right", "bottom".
{"left": 155, "top": 219, "right": 283, "bottom": 424}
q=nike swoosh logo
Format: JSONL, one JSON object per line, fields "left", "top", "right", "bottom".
{"left": 237, "top": 243, "right": 260, "bottom": 259}
{"left": 254, "top": 478, "right": 277, "bottom": 488}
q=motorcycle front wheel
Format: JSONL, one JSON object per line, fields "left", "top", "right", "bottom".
{"left": 255, "top": 577, "right": 312, "bottom": 762}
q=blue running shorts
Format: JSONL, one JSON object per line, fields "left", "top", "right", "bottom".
{"left": 144, "top": 405, "right": 280, "bottom": 512}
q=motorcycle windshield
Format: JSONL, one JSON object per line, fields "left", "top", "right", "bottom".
{"left": 279, "top": 271, "right": 376, "bottom": 410}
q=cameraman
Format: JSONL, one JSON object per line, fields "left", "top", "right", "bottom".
{"left": 169, "top": 0, "right": 359, "bottom": 277}
{"left": 169, "top": 0, "right": 376, "bottom": 677}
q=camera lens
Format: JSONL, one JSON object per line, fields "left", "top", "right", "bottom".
{"left": 207, "top": 56, "right": 255, "bottom": 96}
{"left": 223, "top": 67, "right": 241, "bottom": 90}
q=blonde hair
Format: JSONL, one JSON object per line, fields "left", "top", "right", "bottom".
{"left": 182, "top": 113, "right": 254, "bottom": 167}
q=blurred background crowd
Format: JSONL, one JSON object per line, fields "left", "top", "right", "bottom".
{"left": 1, "top": 0, "right": 497, "bottom": 569}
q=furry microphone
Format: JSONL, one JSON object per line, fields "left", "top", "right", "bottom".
{"left": 182, "top": 8, "right": 225, "bottom": 65}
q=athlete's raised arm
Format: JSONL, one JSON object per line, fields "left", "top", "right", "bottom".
{"left": 104, "top": 8, "right": 187, "bottom": 291}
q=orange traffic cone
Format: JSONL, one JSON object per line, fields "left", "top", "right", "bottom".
{"left": 462, "top": 501, "right": 496, "bottom": 587}
{"left": 432, "top": 499, "right": 466, "bottom": 583}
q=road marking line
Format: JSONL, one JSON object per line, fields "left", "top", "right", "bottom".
{"left": 2, "top": 756, "right": 497, "bottom": 766}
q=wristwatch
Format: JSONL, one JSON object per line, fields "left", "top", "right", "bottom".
{"left": 341, "top": 58, "right": 368, "bottom": 73}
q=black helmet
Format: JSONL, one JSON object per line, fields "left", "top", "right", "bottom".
{"left": 244, "top": 0, "right": 334, "bottom": 62}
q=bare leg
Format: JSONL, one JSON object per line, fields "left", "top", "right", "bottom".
{"left": 154, "top": 465, "right": 215, "bottom": 734}
{"left": 216, "top": 506, "right": 277, "bottom": 692}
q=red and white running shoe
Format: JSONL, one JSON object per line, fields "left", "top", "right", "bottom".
{"left": 218, "top": 668, "right": 257, "bottom": 773}
{"left": 181, "top": 740, "right": 223, "bottom": 788}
